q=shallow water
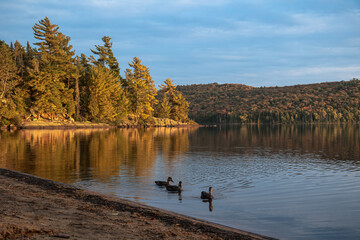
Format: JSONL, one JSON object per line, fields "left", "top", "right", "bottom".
{"left": 1, "top": 125, "right": 359, "bottom": 239}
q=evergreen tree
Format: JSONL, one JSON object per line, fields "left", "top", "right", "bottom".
{"left": 156, "top": 95, "right": 171, "bottom": 119}
{"left": 78, "top": 53, "right": 91, "bottom": 119}
{"left": 25, "top": 41, "right": 35, "bottom": 69}
{"left": 13, "top": 41, "right": 25, "bottom": 78}
{"left": 73, "top": 56, "right": 82, "bottom": 120}
{"left": 124, "top": 57, "right": 157, "bottom": 124}
{"left": 88, "top": 65, "right": 127, "bottom": 122}
{"left": 28, "top": 17, "right": 76, "bottom": 120}
{"left": 158, "top": 78, "right": 190, "bottom": 122}
{"left": 171, "top": 93, "right": 190, "bottom": 122}
{"left": 90, "top": 36, "right": 120, "bottom": 78}
{"left": 0, "top": 41, "right": 23, "bottom": 125}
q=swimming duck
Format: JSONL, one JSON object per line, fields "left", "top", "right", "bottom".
{"left": 201, "top": 187, "right": 213, "bottom": 200}
{"left": 155, "top": 177, "right": 173, "bottom": 186}
{"left": 166, "top": 181, "right": 182, "bottom": 192}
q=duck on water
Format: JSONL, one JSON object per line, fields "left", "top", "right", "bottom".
{"left": 155, "top": 177, "right": 173, "bottom": 186}
{"left": 201, "top": 187, "right": 213, "bottom": 200}
{"left": 166, "top": 181, "right": 182, "bottom": 192}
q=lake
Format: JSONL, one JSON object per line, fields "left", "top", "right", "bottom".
{"left": 1, "top": 125, "right": 359, "bottom": 239}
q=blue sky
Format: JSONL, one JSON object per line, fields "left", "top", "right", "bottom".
{"left": 1, "top": 0, "right": 359, "bottom": 87}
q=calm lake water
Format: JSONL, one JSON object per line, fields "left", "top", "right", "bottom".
{"left": 1, "top": 125, "right": 360, "bottom": 239}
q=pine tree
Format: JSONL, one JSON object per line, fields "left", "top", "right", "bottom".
{"left": 88, "top": 65, "right": 127, "bottom": 122}
{"left": 171, "top": 93, "right": 190, "bottom": 122}
{"left": 124, "top": 57, "right": 157, "bottom": 124}
{"left": 90, "top": 36, "right": 120, "bottom": 78}
{"left": 158, "top": 78, "right": 190, "bottom": 123}
{"left": 156, "top": 95, "right": 171, "bottom": 119}
{"left": 25, "top": 41, "right": 35, "bottom": 69}
{"left": 78, "top": 53, "right": 91, "bottom": 119}
{"left": 71, "top": 56, "right": 81, "bottom": 120}
{"left": 28, "top": 17, "right": 76, "bottom": 120}
{"left": 0, "top": 41, "right": 22, "bottom": 125}
{"left": 13, "top": 41, "right": 25, "bottom": 78}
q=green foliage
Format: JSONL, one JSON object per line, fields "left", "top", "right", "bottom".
{"left": 124, "top": 57, "right": 157, "bottom": 125}
{"left": 0, "top": 17, "right": 192, "bottom": 126}
{"left": 171, "top": 93, "right": 190, "bottom": 122}
{"left": 156, "top": 95, "right": 171, "bottom": 118}
{"left": 13, "top": 41, "right": 26, "bottom": 78}
{"left": 88, "top": 65, "right": 127, "bottom": 122}
{"left": 0, "top": 41, "right": 23, "bottom": 126}
{"left": 157, "top": 78, "right": 190, "bottom": 123}
{"left": 90, "top": 36, "right": 120, "bottom": 78}
{"left": 28, "top": 17, "right": 76, "bottom": 119}
{"left": 177, "top": 81, "right": 360, "bottom": 124}
{"left": 3, "top": 16, "right": 359, "bottom": 127}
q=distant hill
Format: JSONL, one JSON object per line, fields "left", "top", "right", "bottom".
{"left": 176, "top": 79, "right": 360, "bottom": 124}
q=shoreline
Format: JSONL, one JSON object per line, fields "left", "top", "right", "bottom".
{"left": 0, "top": 168, "right": 273, "bottom": 240}
{"left": 0, "top": 121, "right": 208, "bottom": 131}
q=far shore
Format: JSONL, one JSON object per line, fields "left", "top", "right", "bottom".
{"left": 0, "top": 119, "right": 203, "bottom": 131}
{"left": 0, "top": 168, "right": 273, "bottom": 240}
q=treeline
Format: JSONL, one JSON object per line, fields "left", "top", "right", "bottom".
{"left": 177, "top": 80, "right": 360, "bottom": 124}
{"left": 0, "top": 17, "right": 191, "bottom": 127}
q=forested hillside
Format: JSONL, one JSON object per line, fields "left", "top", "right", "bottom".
{"left": 0, "top": 17, "right": 191, "bottom": 127}
{"left": 2, "top": 17, "right": 359, "bottom": 127}
{"left": 177, "top": 80, "right": 360, "bottom": 124}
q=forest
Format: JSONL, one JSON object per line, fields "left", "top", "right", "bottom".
{"left": 0, "top": 17, "right": 191, "bottom": 127}
{"left": 2, "top": 18, "right": 359, "bottom": 127}
{"left": 177, "top": 80, "right": 360, "bottom": 124}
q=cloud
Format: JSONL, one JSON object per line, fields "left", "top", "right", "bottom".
{"left": 191, "top": 13, "right": 336, "bottom": 39}
{"left": 87, "top": 0, "right": 228, "bottom": 14}
{"left": 172, "top": 0, "right": 228, "bottom": 7}
{"left": 1, "top": 0, "right": 359, "bottom": 88}
{"left": 271, "top": 66, "right": 360, "bottom": 77}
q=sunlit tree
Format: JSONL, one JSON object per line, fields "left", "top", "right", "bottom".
{"left": 90, "top": 36, "right": 120, "bottom": 78}
{"left": 27, "top": 17, "right": 76, "bottom": 119}
{"left": 124, "top": 57, "right": 157, "bottom": 124}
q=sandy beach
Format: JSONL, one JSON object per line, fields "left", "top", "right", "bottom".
{"left": 0, "top": 168, "right": 272, "bottom": 240}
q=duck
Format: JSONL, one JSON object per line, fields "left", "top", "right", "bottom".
{"left": 155, "top": 177, "right": 173, "bottom": 186}
{"left": 201, "top": 187, "right": 213, "bottom": 200}
{"left": 166, "top": 181, "right": 182, "bottom": 192}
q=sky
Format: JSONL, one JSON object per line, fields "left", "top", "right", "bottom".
{"left": 0, "top": 0, "right": 359, "bottom": 87}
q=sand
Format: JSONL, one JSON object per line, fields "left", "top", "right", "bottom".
{"left": 0, "top": 168, "right": 273, "bottom": 240}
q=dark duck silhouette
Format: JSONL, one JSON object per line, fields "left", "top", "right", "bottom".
{"left": 201, "top": 187, "right": 213, "bottom": 200}
{"left": 155, "top": 177, "right": 173, "bottom": 186}
{"left": 166, "top": 181, "right": 182, "bottom": 192}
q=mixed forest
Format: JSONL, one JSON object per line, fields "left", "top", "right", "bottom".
{"left": 1, "top": 18, "right": 359, "bottom": 127}
{"left": 0, "top": 17, "right": 191, "bottom": 127}
{"left": 177, "top": 80, "right": 360, "bottom": 124}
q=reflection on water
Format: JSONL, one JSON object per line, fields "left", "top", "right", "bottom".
{"left": 0, "top": 124, "right": 360, "bottom": 240}
{"left": 0, "top": 127, "right": 193, "bottom": 183}
{"left": 192, "top": 124, "right": 360, "bottom": 161}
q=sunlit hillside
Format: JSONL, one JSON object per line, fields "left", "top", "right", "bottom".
{"left": 177, "top": 79, "right": 360, "bottom": 124}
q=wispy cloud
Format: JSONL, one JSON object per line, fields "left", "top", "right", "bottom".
{"left": 1, "top": 0, "right": 359, "bottom": 87}
{"left": 88, "top": 0, "right": 228, "bottom": 14}
{"left": 271, "top": 66, "right": 360, "bottom": 78}
{"left": 191, "top": 13, "right": 336, "bottom": 39}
